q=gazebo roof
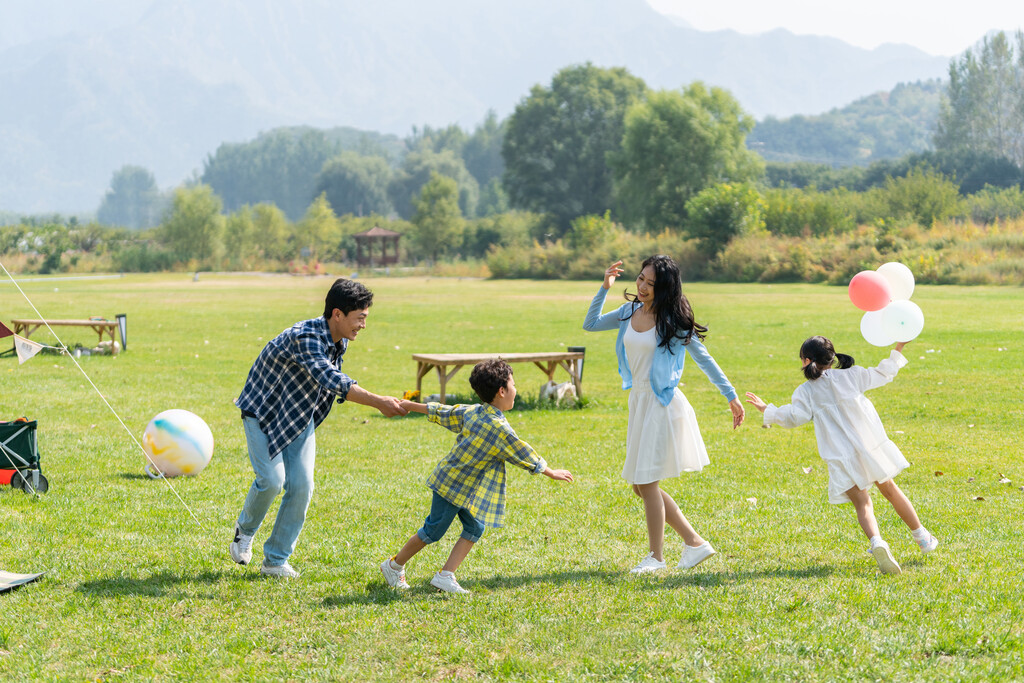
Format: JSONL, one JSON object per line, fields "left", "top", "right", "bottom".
{"left": 353, "top": 225, "right": 402, "bottom": 238}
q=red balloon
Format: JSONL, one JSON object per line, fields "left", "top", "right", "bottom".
{"left": 848, "top": 271, "right": 892, "bottom": 311}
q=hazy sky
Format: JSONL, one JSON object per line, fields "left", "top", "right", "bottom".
{"left": 646, "top": 0, "right": 1022, "bottom": 56}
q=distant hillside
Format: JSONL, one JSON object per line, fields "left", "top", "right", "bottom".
{"left": 748, "top": 80, "right": 944, "bottom": 166}
{"left": 0, "top": 0, "right": 951, "bottom": 213}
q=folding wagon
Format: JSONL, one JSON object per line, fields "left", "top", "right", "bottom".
{"left": 0, "top": 419, "right": 49, "bottom": 494}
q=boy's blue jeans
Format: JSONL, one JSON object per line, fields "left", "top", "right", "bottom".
{"left": 236, "top": 416, "right": 316, "bottom": 566}
{"left": 417, "top": 491, "right": 485, "bottom": 544}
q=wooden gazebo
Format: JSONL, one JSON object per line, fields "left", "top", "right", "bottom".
{"left": 352, "top": 225, "right": 401, "bottom": 266}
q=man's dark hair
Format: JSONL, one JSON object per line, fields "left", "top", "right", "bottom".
{"left": 324, "top": 278, "right": 373, "bottom": 319}
{"left": 469, "top": 359, "right": 513, "bottom": 404}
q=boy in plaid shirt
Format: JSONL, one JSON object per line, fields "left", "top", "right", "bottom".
{"left": 380, "top": 359, "right": 574, "bottom": 594}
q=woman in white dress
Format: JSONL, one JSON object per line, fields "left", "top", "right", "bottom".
{"left": 746, "top": 336, "right": 939, "bottom": 575}
{"left": 584, "top": 256, "right": 745, "bottom": 574}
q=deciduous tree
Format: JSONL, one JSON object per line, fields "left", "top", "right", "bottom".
{"left": 613, "top": 83, "right": 763, "bottom": 232}
{"left": 503, "top": 63, "right": 648, "bottom": 231}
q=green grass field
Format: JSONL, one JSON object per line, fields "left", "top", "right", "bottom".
{"left": 1, "top": 273, "right": 1021, "bottom": 681}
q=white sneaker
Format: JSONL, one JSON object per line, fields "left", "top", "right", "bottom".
{"left": 380, "top": 558, "right": 410, "bottom": 590}
{"left": 430, "top": 572, "right": 470, "bottom": 594}
{"left": 916, "top": 533, "right": 939, "bottom": 554}
{"left": 678, "top": 541, "right": 717, "bottom": 569}
{"left": 629, "top": 552, "right": 667, "bottom": 574}
{"left": 229, "top": 525, "right": 253, "bottom": 565}
{"left": 870, "top": 540, "right": 902, "bottom": 575}
{"left": 260, "top": 561, "right": 300, "bottom": 578}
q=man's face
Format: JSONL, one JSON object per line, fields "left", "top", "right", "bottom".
{"left": 331, "top": 307, "right": 368, "bottom": 342}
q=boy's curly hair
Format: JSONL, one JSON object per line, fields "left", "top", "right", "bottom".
{"left": 469, "top": 359, "right": 513, "bottom": 404}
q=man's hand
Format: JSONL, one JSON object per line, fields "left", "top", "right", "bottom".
{"left": 376, "top": 395, "right": 407, "bottom": 417}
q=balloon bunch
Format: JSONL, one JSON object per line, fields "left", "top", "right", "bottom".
{"left": 848, "top": 262, "right": 924, "bottom": 347}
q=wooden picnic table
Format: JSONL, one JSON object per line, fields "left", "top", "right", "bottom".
{"left": 10, "top": 318, "right": 119, "bottom": 346}
{"left": 413, "top": 351, "right": 584, "bottom": 404}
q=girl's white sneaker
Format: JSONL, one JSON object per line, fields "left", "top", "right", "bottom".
{"left": 677, "top": 542, "right": 717, "bottom": 569}
{"left": 870, "top": 540, "right": 902, "bottom": 575}
{"left": 917, "top": 533, "right": 939, "bottom": 554}
{"left": 629, "top": 552, "right": 667, "bottom": 574}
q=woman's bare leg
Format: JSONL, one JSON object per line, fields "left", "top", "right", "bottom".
{"left": 633, "top": 482, "right": 667, "bottom": 561}
{"left": 660, "top": 488, "right": 704, "bottom": 547}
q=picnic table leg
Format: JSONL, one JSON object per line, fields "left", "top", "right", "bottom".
{"left": 533, "top": 361, "right": 559, "bottom": 381}
{"left": 559, "top": 359, "right": 583, "bottom": 397}
{"left": 438, "top": 365, "right": 465, "bottom": 404}
{"left": 416, "top": 361, "right": 433, "bottom": 396}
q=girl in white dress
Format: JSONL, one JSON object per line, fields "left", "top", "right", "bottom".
{"left": 746, "top": 336, "right": 939, "bottom": 575}
{"left": 584, "top": 257, "right": 745, "bottom": 574}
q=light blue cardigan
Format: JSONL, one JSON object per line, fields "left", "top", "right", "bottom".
{"left": 583, "top": 286, "right": 738, "bottom": 407}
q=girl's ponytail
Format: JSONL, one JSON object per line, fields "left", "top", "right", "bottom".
{"left": 803, "top": 360, "right": 825, "bottom": 381}
{"left": 835, "top": 352, "right": 855, "bottom": 369}
{"left": 799, "top": 336, "right": 851, "bottom": 380}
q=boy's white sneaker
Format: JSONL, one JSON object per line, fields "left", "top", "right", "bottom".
{"left": 380, "top": 558, "right": 410, "bottom": 590}
{"left": 678, "top": 541, "right": 717, "bottom": 569}
{"left": 260, "top": 561, "right": 300, "bottom": 578}
{"left": 229, "top": 525, "right": 253, "bottom": 565}
{"left": 430, "top": 572, "right": 470, "bottom": 594}
{"left": 917, "top": 533, "right": 940, "bottom": 554}
{"left": 629, "top": 552, "right": 667, "bottom": 574}
{"left": 870, "top": 540, "right": 902, "bottom": 575}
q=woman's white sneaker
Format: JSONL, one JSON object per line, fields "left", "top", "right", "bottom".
{"left": 677, "top": 541, "right": 716, "bottom": 569}
{"left": 630, "top": 552, "right": 667, "bottom": 574}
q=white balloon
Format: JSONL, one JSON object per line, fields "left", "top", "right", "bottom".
{"left": 876, "top": 262, "right": 915, "bottom": 301}
{"left": 861, "top": 309, "right": 897, "bottom": 347}
{"left": 881, "top": 300, "right": 925, "bottom": 343}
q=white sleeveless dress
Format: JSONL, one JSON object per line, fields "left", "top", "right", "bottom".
{"left": 621, "top": 322, "right": 710, "bottom": 484}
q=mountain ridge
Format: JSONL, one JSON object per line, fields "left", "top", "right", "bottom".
{"left": 0, "top": 0, "right": 951, "bottom": 213}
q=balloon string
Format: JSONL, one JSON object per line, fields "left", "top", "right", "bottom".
{"left": 1, "top": 261, "right": 203, "bottom": 528}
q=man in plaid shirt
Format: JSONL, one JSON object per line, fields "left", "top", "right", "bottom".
{"left": 380, "top": 359, "right": 574, "bottom": 594}
{"left": 229, "top": 278, "right": 406, "bottom": 578}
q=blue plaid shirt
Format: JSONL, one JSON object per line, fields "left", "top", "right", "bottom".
{"left": 425, "top": 403, "right": 547, "bottom": 528}
{"left": 236, "top": 317, "right": 355, "bottom": 458}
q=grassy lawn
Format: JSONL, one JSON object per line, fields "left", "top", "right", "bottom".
{"left": 1, "top": 272, "right": 1021, "bottom": 681}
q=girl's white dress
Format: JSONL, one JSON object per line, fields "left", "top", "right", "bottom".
{"left": 763, "top": 350, "right": 910, "bottom": 504}
{"left": 622, "top": 322, "right": 709, "bottom": 484}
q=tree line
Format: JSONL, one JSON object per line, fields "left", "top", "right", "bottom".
{"left": 5, "top": 32, "right": 1024, "bottom": 283}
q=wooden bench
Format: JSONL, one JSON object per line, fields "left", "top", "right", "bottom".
{"left": 413, "top": 351, "right": 584, "bottom": 404}
{"left": 10, "top": 318, "right": 119, "bottom": 347}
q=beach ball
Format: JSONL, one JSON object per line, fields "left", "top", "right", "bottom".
{"left": 877, "top": 262, "right": 915, "bottom": 301}
{"left": 848, "top": 270, "right": 892, "bottom": 312}
{"left": 881, "top": 300, "right": 925, "bottom": 343}
{"left": 141, "top": 409, "right": 214, "bottom": 478}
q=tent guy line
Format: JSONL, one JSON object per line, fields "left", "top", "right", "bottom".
{"left": 0, "top": 261, "right": 203, "bottom": 527}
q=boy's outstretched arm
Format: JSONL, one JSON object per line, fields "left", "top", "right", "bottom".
{"left": 399, "top": 399, "right": 429, "bottom": 415}
{"left": 543, "top": 467, "right": 574, "bottom": 482}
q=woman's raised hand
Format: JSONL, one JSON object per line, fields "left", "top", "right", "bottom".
{"left": 603, "top": 261, "right": 624, "bottom": 289}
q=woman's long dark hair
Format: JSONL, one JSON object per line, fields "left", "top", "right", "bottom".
{"left": 624, "top": 254, "right": 706, "bottom": 351}
{"left": 800, "top": 336, "right": 855, "bottom": 380}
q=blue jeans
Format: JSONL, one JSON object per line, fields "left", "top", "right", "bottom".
{"left": 417, "top": 491, "right": 485, "bottom": 544}
{"left": 236, "top": 416, "right": 316, "bottom": 566}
